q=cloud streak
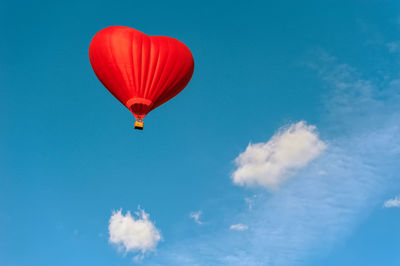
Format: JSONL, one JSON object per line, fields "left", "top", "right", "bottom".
{"left": 230, "top": 224, "right": 248, "bottom": 231}
{"left": 383, "top": 195, "right": 400, "bottom": 208}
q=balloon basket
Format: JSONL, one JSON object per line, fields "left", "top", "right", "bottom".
{"left": 134, "top": 121, "right": 144, "bottom": 130}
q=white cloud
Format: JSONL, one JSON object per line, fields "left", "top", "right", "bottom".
{"left": 108, "top": 208, "right": 161, "bottom": 258}
{"left": 230, "top": 224, "right": 248, "bottom": 231}
{"left": 383, "top": 195, "right": 400, "bottom": 208}
{"left": 190, "top": 211, "right": 203, "bottom": 225}
{"left": 232, "top": 121, "right": 326, "bottom": 189}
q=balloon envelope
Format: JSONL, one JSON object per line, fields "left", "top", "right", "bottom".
{"left": 89, "top": 26, "right": 194, "bottom": 122}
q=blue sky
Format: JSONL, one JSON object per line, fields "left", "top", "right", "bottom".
{"left": 1, "top": 0, "right": 400, "bottom": 265}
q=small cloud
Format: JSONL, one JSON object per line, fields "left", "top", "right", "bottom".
{"left": 244, "top": 195, "right": 258, "bottom": 210}
{"left": 108, "top": 208, "right": 161, "bottom": 259}
{"left": 190, "top": 211, "right": 203, "bottom": 225}
{"left": 244, "top": 197, "right": 254, "bottom": 210}
{"left": 383, "top": 195, "right": 400, "bottom": 208}
{"left": 232, "top": 121, "right": 326, "bottom": 190}
{"left": 229, "top": 224, "right": 248, "bottom": 231}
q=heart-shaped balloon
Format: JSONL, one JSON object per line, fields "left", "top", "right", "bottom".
{"left": 89, "top": 26, "right": 194, "bottom": 123}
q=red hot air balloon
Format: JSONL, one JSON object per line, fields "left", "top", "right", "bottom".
{"left": 89, "top": 26, "right": 194, "bottom": 130}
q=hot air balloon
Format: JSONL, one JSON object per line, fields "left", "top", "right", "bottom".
{"left": 89, "top": 26, "right": 194, "bottom": 130}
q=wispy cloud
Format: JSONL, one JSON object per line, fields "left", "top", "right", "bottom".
{"left": 232, "top": 121, "right": 326, "bottom": 190}
{"left": 230, "top": 224, "right": 248, "bottom": 231}
{"left": 146, "top": 51, "right": 400, "bottom": 266}
{"left": 236, "top": 53, "right": 400, "bottom": 264}
{"left": 189, "top": 211, "right": 203, "bottom": 225}
{"left": 383, "top": 195, "right": 400, "bottom": 208}
{"left": 244, "top": 195, "right": 258, "bottom": 210}
{"left": 108, "top": 208, "right": 161, "bottom": 260}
